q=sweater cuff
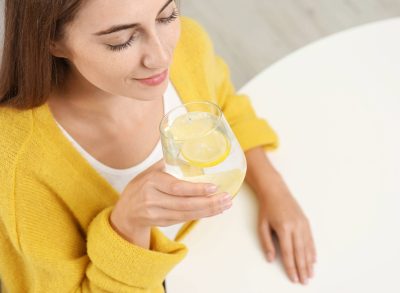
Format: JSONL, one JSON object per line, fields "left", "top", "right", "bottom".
{"left": 232, "top": 118, "right": 279, "bottom": 152}
{"left": 87, "top": 207, "right": 188, "bottom": 289}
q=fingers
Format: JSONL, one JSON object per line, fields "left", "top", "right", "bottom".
{"left": 277, "top": 223, "right": 316, "bottom": 286}
{"left": 258, "top": 219, "right": 276, "bottom": 262}
{"left": 293, "top": 231, "right": 308, "bottom": 285}
{"left": 307, "top": 223, "right": 317, "bottom": 263}
{"left": 153, "top": 172, "right": 218, "bottom": 197}
{"left": 152, "top": 201, "right": 232, "bottom": 225}
{"left": 145, "top": 159, "right": 165, "bottom": 173}
{"left": 305, "top": 222, "right": 317, "bottom": 278}
{"left": 276, "top": 228, "right": 299, "bottom": 284}
{"left": 157, "top": 192, "right": 232, "bottom": 212}
{"left": 305, "top": 245, "right": 314, "bottom": 279}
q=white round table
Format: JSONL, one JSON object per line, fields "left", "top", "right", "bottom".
{"left": 167, "top": 18, "right": 400, "bottom": 293}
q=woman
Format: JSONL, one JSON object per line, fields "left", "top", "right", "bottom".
{"left": 0, "top": 0, "right": 316, "bottom": 292}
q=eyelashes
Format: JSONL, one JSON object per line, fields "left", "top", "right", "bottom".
{"left": 157, "top": 9, "right": 179, "bottom": 25}
{"left": 107, "top": 9, "right": 179, "bottom": 52}
{"left": 107, "top": 34, "right": 137, "bottom": 52}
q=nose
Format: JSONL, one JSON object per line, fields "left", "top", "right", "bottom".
{"left": 142, "top": 30, "right": 170, "bottom": 70}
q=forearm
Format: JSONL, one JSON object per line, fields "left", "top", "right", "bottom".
{"left": 244, "top": 147, "right": 286, "bottom": 203}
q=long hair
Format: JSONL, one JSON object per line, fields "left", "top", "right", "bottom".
{"left": 0, "top": 0, "right": 84, "bottom": 109}
{"left": 0, "top": 0, "right": 181, "bottom": 110}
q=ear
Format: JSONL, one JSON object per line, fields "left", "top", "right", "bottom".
{"left": 50, "top": 41, "right": 70, "bottom": 59}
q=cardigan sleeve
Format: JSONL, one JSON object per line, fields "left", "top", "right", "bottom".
{"left": 86, "top": 207, "right": 187, "bottom": 291}
{"left": 213, "top": 55, "right": 279, "bottom": 152}
{"left": 12, "top": 169, "right": 187, "bottom": 292}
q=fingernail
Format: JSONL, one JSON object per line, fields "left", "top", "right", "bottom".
{"left": 303, "top": 278, "right": 309, "bottom": 285}
{"left": 223, "top": 201, "right": 233, "bottom": 209}
{"left": 222, "top": 193, "right": 232, "bottom": 202}
{"left": 292, "top": 275, "right": 299, "bottom": 283}
{"left": 266, "top": 253, "right": 274, "bottom": 262}
{"left": 309, "top": 267, "right": 314, "bottom": 278}
{"left": 206, "top": 184, "right": 218, "bottom": 193}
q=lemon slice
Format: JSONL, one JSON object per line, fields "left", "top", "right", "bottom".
{"left": 181, "top": 130, "right": 231, "bottom": 167}
{"left": 170, "top": 112, "right": 214, "bottom": 140}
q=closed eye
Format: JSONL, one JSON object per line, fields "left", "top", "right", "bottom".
{"left": 107, "top": 8, "right": 179, "bottom": 52}
{"left": 157, "top": 8, "right": 179, "bottom": 24}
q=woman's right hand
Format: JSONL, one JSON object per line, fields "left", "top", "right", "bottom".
{"left": 109, "top": 160, "right": 233, "bottom": 248}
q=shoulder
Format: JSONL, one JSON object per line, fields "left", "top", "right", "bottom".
{"left": 171, "top": 17, "right": 227, "bottom": 103}
{"left": 178, "top": 16, "right": 216, "bottom": 59}
{"left": 0, "top": 106, "right": 33, "bottom": 149}
{"left": 180, "top": 16, "right": 212, "bottom": 41}
{"left": 0, "top": 106, "right": 34, "bottom": 245}
{"left": 173, "top": 17, "right": 219, "bottom": 83}
{"left": 0, "top": 106, "right": 33, "bottom": 173}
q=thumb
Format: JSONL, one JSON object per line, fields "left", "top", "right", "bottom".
{"left": 124, "top": 159, "right": 166, "bottom": 190}
{"left": 258, "top": 218, "right": 276, "bottom": 263}
{"left": 143, "top": 159, "right": 166, "bottom": 174}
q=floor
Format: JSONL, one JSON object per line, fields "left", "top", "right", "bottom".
{"left": 181, "top": 0, "right": 400, "bottom": 88}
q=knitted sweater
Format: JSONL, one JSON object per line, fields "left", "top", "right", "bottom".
{"left": 0, "top": 17, "right": 278, "bottom": 292}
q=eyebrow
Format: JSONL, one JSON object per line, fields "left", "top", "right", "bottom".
{"left": 94, "top": 0, "right": 174, "bottom": 36}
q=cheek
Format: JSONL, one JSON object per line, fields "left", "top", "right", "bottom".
{"left": 63, "top": 21, "right": 181, "bottom": 99}
{"left": 166, "top": 20, "right": 181, "bottom": 50}
{"left": 70, "top": 44, "right": 141, "bottom": 86}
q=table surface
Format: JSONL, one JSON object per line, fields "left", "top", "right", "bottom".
{"left": 167, "top": 18, "right": 400, "bottom": 293}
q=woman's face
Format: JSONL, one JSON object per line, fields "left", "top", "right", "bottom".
{"left": 54, "top": 0, "right": 181, "bottom": 101}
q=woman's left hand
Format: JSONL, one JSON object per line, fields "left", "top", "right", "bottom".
{"left": 256, "top": 176, "right": 317, "bottom": 285}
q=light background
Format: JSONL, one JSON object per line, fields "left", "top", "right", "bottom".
{"left": 1, "top": 0, "right": 400, "bottom": 87}
{"left": 180, "top": 0, "right": 400, "bottom": 87}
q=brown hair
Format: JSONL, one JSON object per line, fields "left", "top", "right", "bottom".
{"left": 0, "top": 0, "right": 180, "bottom": 110}
{"left": 0, "top": 0, "right": 84, "bottom": 110}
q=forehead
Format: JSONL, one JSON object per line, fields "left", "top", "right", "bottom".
{"left": 71, "top": 0, "right": 169, "bottom": 32}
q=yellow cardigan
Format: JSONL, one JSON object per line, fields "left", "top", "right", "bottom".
{"left": 0, "top": 17, "right": 278, "bottom": 293}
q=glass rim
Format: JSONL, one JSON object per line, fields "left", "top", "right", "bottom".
{"left": 159, "top": 101, "right": 223, "bottom": 142}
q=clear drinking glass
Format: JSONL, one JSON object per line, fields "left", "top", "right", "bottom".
{"left": 160, "top": 101, "right": 247, "bottom": 197}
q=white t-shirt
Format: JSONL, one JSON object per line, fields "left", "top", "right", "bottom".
{"left": 55, "top": 81, "right": 184, "bottom": 240}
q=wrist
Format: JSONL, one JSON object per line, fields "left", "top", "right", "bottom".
{"left": 109, "top": 209, "right": 151, "bottom": 248}
{"left": 245, "top": 148, "right": 282, "bottom": 193}
{"left": 252, "top": 173, "right": 288, "bottom": 204}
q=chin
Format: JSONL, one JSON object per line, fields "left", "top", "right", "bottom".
{"left": 128, "top": 90, "right": 165, "bottom": 102}
{"left": 132, "top": 95, "right": 164, "bottom": 102}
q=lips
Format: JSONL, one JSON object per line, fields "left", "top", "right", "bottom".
{"left": 135, "top": 69, "right": 168, "bottom": 86}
